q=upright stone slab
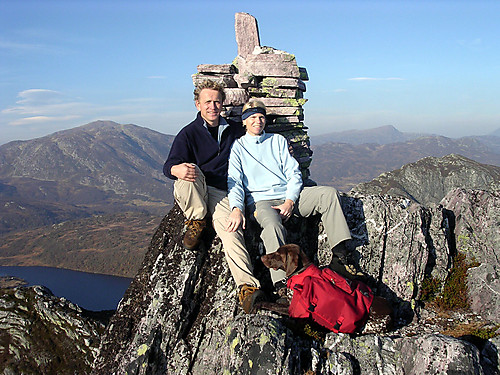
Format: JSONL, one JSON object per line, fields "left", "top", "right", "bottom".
{"left": 235, "top": 12, "right": 260, "bottom": 57}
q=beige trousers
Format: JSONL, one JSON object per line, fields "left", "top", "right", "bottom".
{"left": 174, "top": 166, "right": 260, "bottom": 288}
{"left": 250, "top": 186, "right": 352, "bottom": 284}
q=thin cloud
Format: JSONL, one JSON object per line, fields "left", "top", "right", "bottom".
{"left": 0, "top": 37, "right": 45, "bottom": 52}
{"left": 349, "top": 77, "right": 404, "bottom": 81}
{"left": 0, "top": 36, "right": 68, "bottom": 55}
{"left": 1, "top": 89, "right": 175, "bottom": 132}
{"left": 1, "top": 89, "right": 91, "bottom": 125}
{"left": 10, "top": 115, "right": 79, "bottom": 126}
{"left": 2, "top": 89, "right": 85, "bottom": 117}
{"left": 457, "top": 38, "right": 484, "bottom": 50}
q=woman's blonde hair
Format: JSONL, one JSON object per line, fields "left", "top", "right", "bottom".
{"left": 242, "top": 100, "right": 266, "bottom": 113}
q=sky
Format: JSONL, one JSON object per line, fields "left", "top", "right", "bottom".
{"left": 1, "top": 0, "right": 499, "bottom": 145}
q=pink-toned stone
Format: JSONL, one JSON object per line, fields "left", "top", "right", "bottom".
{"left": 261, "top": 77, "right": 307, "bottom": 91}
{"left": 223, "top": 88, "right": 249, "bottom": 106}
{"left": 238, "top": 53, "right": 300, "bottom": 78}
{"left": 258, "top": 97, "right": 307, "bottom": 107}
{"left": 197, "top": 64, "right": 236, "bottom": 74}
{"left": 265, "top": 106, "right": 304, "bottom": 116}
{"left": 191, "top": 74, "right": 238, "bottom": 88}
{"left": 235, "top": 13, "right": 260, "bottom": 57}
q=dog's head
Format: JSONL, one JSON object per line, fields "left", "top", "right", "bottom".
{"left": 261, "top": 244, "right": 309, "bottom": 278}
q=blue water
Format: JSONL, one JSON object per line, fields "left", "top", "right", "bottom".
{"left": 0, "top": 266, "right": 132, "bottom": 311}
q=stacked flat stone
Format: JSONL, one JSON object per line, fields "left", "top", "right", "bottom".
{"left": 191, "top": 13, "right": 313, "bottom": 180}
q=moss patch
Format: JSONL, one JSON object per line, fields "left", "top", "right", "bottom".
{"left": 420, "top": 276, "right": 442, "bottom": 302}
{"left": 422, "top": 252, "right": 480, "bottom": 310}
{"left": 434, "top": 252, "right": 478, "bottom": 310}
{"left": 442, "top": 322, "right": 500, "bottom": 340}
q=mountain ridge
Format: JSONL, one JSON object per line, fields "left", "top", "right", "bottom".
{"left": 310, "top": 124, "right": 500, "bottom": 146}
{"left": 310, "top": 134, "right": 500, "bottom": 192}
{"left": 0, "top": 120, "right": 175, "bottom": 233}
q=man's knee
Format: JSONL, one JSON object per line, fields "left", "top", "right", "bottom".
{"left": 317, "top": 185, "right": 338, "bottom": 197}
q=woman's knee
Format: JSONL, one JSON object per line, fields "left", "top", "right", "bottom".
{"left": 257, "top": 213, "right": 282, "bottom": 230}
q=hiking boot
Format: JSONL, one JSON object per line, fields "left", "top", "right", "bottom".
{"left": 182, "top": 219, "right": 206, "bottom": 250}
{"left": 329, "top": 255, "right": 366, "bottom": 280}
{"left": 238, "top": 284, "right": 265, "bottom": 314}
{"left": 273, "top": 280, "right": 292, "bottom": 306}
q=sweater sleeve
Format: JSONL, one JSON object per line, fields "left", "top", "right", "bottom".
{"left": 278, "top": 135, "right": 303, "bottom": 202}
{"left": 163, "top": 130, "right": 192, "bottom": 180}
{"left": 227, "top": 141, "right": 246, "bottom": 212}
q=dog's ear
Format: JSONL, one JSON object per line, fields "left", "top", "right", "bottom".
{"left": 281, "top": 244, "right": 300, "bottom": 277}
{"left": 298, "top": 246, "right": 311, "bottom": 266}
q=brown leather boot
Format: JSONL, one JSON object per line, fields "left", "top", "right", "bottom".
{"left": 182, "top": 219, "right": 206, "bottom": 250}
{"left": 238, "top": 284, "right": 265, "bottom": 314}
{"left": 330, "top": 241, "right": 366, "bottom": 280}
{"left": 329, "top": 255, "right": 366, "bottom": 280}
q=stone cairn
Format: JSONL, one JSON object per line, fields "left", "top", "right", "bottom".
{"left": 192, "top": 12, "right": 313, "bottom": 182}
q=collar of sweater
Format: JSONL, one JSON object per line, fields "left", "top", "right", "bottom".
{"left": 244, "top": 130, "right": 267, "bottom": 143}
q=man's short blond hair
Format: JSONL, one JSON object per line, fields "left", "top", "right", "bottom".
{"left": 193, "top": 79, "right": 226, "bottom": 103}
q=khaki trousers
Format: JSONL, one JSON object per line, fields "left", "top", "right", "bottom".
{"left": 250, "top": 186, "right": 352, "bottom": 284}
{"left": 174, "top": 166, "right": 260, "bottom": 288}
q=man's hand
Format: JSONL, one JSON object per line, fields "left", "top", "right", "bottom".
{"left": 226, "top": 207, "right": 245, "bottom": 232}
{"left": 171, "top": 163, "right": 198, "bottom": 182}
{"left": 272, "top": 199, "right": 294, "bottom": 222}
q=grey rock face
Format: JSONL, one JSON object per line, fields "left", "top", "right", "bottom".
{"left": 323, "top": 333, "right": 484, "bottom": 375}
{"left": 440, "top": 188, "right": 500, "bottom": 322}
{"left": 0, "top": 284, "right": 107, "bottom": 374}
{"left": 92, "top": 189, "right": 500, "bottom": 374}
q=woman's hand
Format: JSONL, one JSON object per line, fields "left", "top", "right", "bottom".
{"left": 272, "top": 199, "right": 294, "bottom": 222}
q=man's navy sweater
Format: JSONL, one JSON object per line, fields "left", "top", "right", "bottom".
{"left": 163, "top": 112, "right": 244, "bottom": 191}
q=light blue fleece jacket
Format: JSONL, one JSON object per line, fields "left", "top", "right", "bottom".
{"left": 228, "top": 131, "right": 303, "bottom": 211}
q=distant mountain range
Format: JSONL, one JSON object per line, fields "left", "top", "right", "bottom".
{"left": 309, "top": 125, "right": 500, "bottom": 147}
{"left": 0, "top": 120, "right": 174, "bottom": 233}
{"left": 310, "top": 133, "right": 500, "bottom": 192}
{"left": 1, "top": 120, "right": 499, "bottom": 277}
{"left": 310, "top": 125, "right": 427, "bottom": 145}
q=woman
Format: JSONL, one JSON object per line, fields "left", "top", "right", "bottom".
{"left": 227, "top": 100, "right": 359, "bottom": 287}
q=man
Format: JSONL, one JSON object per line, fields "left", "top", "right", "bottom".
{"left": 163, "top": 80, "right": 264, "bottom": 313}
{"left": 227, "top": 100, "right": 362, "bottom": 289}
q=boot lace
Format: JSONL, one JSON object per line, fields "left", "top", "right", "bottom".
{"left": 238, "top": 285, "right": 259, "bottom": 303}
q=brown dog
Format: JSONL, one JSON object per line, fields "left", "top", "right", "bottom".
{"left": 261, "top": 243, "right": 393, "bottom": 333}
{"left": 261, "top": 244, "right": 312, "bottom": 278}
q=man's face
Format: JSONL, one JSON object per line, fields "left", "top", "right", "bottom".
{"left": 195, "top": 89, "right": 223, "bottom": 126}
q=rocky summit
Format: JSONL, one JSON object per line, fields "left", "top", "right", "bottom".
{"left": 91, "top": 188, "right": 500, "bottom": 374}
{"left": 351, "top": 154, "right": 500, "bottom": 206}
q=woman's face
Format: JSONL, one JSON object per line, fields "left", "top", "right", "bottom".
{"left": 243, "top": 113, "right": 266, "bottom": 136}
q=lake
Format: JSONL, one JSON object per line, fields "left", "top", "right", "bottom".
{"left": 0, "top": 266, "right": 132, "bottom": 311}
